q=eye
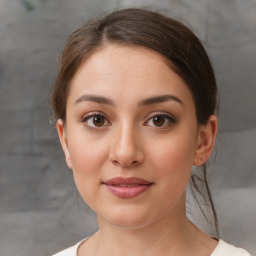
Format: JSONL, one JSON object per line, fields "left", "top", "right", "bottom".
{"left": 145, "top": 113, "right": 176, "bottom": 128}
{"left": 82, "top": 114, "right": 110, "bottom": 128}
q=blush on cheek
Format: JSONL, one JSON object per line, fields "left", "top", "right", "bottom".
{"left": 69, "top": 141, "right": 106, "bottom": 167}
{"left": 72, "top": 170, "right": 96, "bottom": 199}
{"left": 154, "top": 145, "right": 193, "bottom": 184}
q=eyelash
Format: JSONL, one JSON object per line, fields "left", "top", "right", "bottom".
{"left": 80, "top": 112, "right": 176, "bottom": 129}
{"left": 144, "top": 112, "right": 176, "bottom": 128}
{"left": 81, "top": 112, "right": 111, "bottom": 129}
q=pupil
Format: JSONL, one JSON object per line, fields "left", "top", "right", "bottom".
{"left": 93, "top": 116, "right": 104, "bottom": 126}
{"left": 153, "top": 116, "right": 164, "bottom": 126}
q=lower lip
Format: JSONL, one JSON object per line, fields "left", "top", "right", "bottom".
{"left": 104, "top": 184, "right": 152, "bottom": 199}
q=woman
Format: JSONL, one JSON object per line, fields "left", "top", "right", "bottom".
{"left": 51, "top": 8, "right": 251, "bottom": 256}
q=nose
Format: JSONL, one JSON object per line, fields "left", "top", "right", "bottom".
{"left": 109, "top": 124, "right": 145, "bottom": 168}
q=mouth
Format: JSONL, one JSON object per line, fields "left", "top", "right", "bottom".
{"left": 102, "top": 177, "right": 153, "bottom": 199}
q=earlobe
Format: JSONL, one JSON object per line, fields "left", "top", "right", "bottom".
{"left": 193, "top": 115, "right": 218, "bottom": 166}
{"left": 56, "top": 119, "right": 73, "bottom": 169}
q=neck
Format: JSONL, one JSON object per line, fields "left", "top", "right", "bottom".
{"left": 92, "top": 194, "right": 202, "bottom": 256}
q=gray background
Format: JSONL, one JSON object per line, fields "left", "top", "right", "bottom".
{"left": 0, "top": 0, "right": 255, "bottom": 255}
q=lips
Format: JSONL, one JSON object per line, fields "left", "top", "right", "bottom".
{"left": 103, "top": 177, "right": 153, "bottom": 199}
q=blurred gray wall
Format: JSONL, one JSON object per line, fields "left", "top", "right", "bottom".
{"left": 0, "top": 0, "right": 255, "bottom": 255}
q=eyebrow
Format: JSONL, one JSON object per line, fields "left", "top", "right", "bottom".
{"left": 74, "top": 94, "right": 183, "bottom": 106}
{"left": 74, "top": 95, "right": 115, "bottom": 106}
{"left": 139, "top": 94, "right": 183, "bottom": 106}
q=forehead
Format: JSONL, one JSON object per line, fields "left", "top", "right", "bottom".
{"left": 68, "top": 44, "right": 194, "bottom": 108}
{"left": 73, "top": 44, "right": 170, "bottom": 81}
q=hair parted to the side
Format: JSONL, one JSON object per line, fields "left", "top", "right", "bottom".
{"left": 51, "top": 8, "right": 219, "bottom": 237}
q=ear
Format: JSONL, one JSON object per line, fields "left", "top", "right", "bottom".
{"left": 193, "top": 115, "right": 218, "bottom": 166}
{"left": 56, "top": 119, "right": 72, "bottom": 169}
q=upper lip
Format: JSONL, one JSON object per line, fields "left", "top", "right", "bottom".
{"left": 103, "top": 177, "right": 153, "bottom": 185}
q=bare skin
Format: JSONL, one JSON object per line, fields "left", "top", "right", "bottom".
{"left": 57, "top": 45, "right": 218, "bottom": 256}
{"left": 78, "top": 195, "right": 218, "bottom": 256}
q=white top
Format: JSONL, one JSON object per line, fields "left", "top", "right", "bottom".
{"left": 52, "top": 238, "right": 251, "bottom": 256}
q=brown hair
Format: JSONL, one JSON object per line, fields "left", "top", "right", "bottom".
{"left": 51, "top": 8, "right": 219, "bottom": 236}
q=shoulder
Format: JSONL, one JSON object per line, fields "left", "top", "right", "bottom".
{"left": 211, "top": 240, "right": 251, "bottom": 256}
{"left": 52, "top": 238, "right": 87, "bottom": 256}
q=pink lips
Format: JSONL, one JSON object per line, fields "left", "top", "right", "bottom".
{"left": 103, "top": 177, "right": 153, "bottom": 199}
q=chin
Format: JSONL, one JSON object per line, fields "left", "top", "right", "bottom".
{"left": 100, "top": 205, "right": 157, "bottom": 230}
{"left": 109, "top": 217, "right": 151, "bottom": 230}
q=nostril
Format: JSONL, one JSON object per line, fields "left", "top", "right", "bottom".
{"left": 109, "top": 141, "right": 145, "bottom": 167}
{"left": 111, "top": 159, "right": 139, "bottom": 168}
{"left": 112, "top": 160, "right": 120, "bottom": 166}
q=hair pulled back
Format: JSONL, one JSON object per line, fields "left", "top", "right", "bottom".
{"left": 52, "top": 8, "right": 217, "bottom": 123}
{"left": 51, "top": 8, "right": 219, "bottom": 236}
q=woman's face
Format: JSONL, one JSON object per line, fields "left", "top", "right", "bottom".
{"left": 57, "top": 45, "right": 214, "bottom": 229}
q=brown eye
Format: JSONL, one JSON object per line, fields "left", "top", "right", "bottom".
{"left": 93, "top": 115, "right": 105, "bottom": 127}
{"left": 82, "top": 114, "right": 110, "bottom": 128}
{"left": 145, "top": 114, "right": 176, "bottom": 128}
{"left": 152, "top": 116, "right": 165, "bottom": 126}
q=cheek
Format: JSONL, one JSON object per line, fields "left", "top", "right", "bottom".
{"left": 67, "top": 132, "right": 109, "bottom": 198}
{"left": 68, "top": 128, "right": 108, "bottom": 171}
{"left": 152, "top": 134, "right": 196, "bottom": 169}
{"left": 150, "top": 133, "right": 196, "bottom": 190}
